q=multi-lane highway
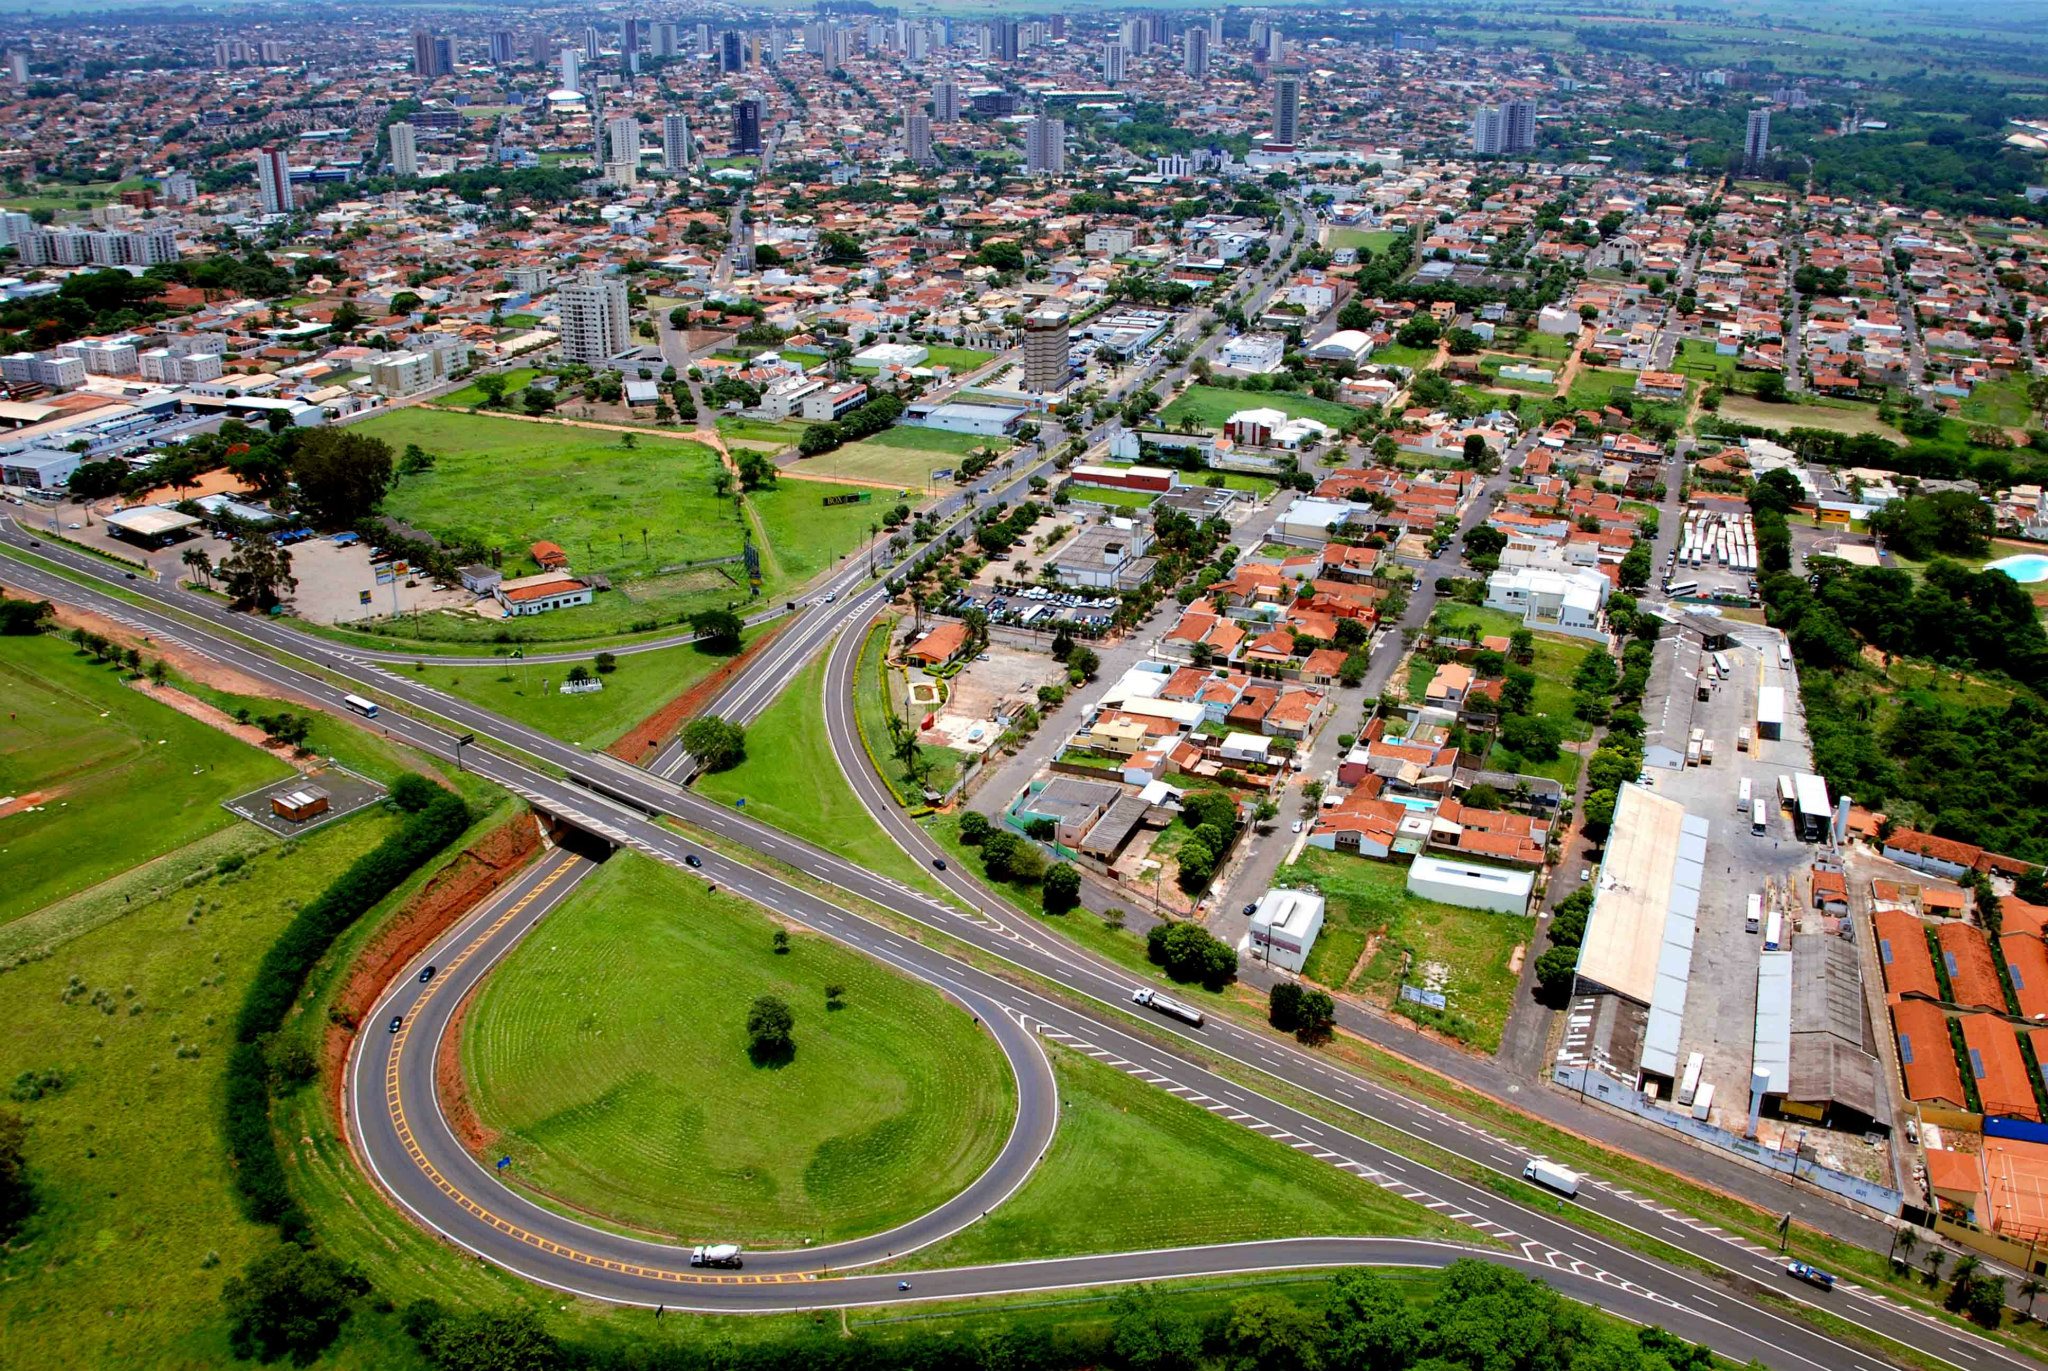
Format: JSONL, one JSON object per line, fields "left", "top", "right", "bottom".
{"left": 2, "top": 512, "right": 2038, "bottom": 1371}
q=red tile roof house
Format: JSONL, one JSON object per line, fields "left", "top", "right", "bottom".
{"left": 1891, "top": 999, "right": 1967, "bottom": 1109}
{"left": 1937, "top": 922, "right": 2006, "bottom": 1013}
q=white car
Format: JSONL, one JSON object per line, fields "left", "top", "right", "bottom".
{"left": 1291, "top": 820, "right": 1304, "bottom": 834}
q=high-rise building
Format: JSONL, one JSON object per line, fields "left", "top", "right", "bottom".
{"left": 907, "top": 111, "right": 933, "bottom": 167}
{"left": 933, "top": 80, "right": 961, "bottom": 122}
{"left": 1470, "top": 100, "right": 1535, "bottom": 156}
{"left": 732, "top": 96, "right": 763, "bottom": 155}
{"left": 1101, "top": 41, "right": 1126, "bottom": 86}
{"left": 606, "top": 116, "right": 640, "bottom": 168}
{"left": 6, "top": 51, "right": 27, "bottom": 84}
{"left": 256, "top": 148, "right": 293, "bottom": 215}
{"left": 412, "top": 28, "right": 450, "bottom": 78}
{"left": 488, "top": 29, "right": 517, "bottom": 65}
{"left": 1503, "top": 99, "right": 1537, "bottom": 155}
{"left": 161, "top": 172, "right": 197, "bottom": 205}
{"left": 1469, "top": 106, "right": 1506, "bottom": 156}
{"left": 989, "top": 18, "right": 1020, "bottom": 63}
{"left": 1025, "top": 116, "right": 1065, "bottom": 175}
{"left": 662, "top": 113, "right": 694, "bottom": 172}
{"left": 720, "top": 29, "right": 743, "bottom": 73}
{"left": 557, "top": 272, "right": 631, "bottom": 364}
{"left": 1122, "top": 17, "right": 1149, "bottom": 57}
{"left": 557, "top": 48, "right": 581, "bottom": 91}
{"left": 1265, "top": 24, "right": 1285, "bottom": 64}
{"left": 1210, "top": 14, "right": 1224, "bottom": 46}
{"left": 1271, "top": 72, "right": 1301, "bottom": 147}
{"left": 621, "top": 18, "right": 643, "bottom": 51}
{"left": 389, "top": 121, "right": 419, "bottom": 177}
{"left": 584, "top": 26, "right": 601, "bottom": 60}
{"left": 258, "top": 40, "right": 287, "bottom": 63}
{"left": 1745, "top": 107, "right": 1771, "bottom": 172}
{"left": 531, "top": 32, "right": 552, "bottom": 65}
{"left": 653, "top": 22, "right": 679, "bottom": 58}
{"left": 1049, "top": 14, "right": 1066, "bottom": 39}
{"left": 1022, "top": 307, "right": 1071, "bottom": 393}
{"left": 1184, "top": 26, "right": 1210, "bottom": 78}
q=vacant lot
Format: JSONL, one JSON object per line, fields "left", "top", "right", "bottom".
{"left": 715, "top": 416, "right": 810, "bottom": 452}
{"left": 1285, "top": 849, "right": 1533, "bottom": 1052}
{"left": 1326, "top": 228, "right": 1400, "bottom": 257}
{"left": 1477, "top": 354, "right": 1560, "bottom": 393}
{"left": 0, "top": 808, "right": 395, "bottom": 1368}
{"left": 797, "top": 427, "right": 1001, "bottom": 489}
{"left": 463, "top": 854, "right": 1012, "bottom": 1244}
{"left": 1157, "top": 383, "right": 1358, "bottom": 433}
{"left": 903, "top": 1043, "right": 1461, "bottom": 1268}
{"left": 1565, "top": 367, "right": 1641, "bottom": 409}
{"left": 360, "top": 409, "right": 875, "bottom": 637}
{"left": 1071, "top": 484, "right": 1157, "bottom": 510}
{"left": 1960, "top": 375, "right": 2038, "bottom": 430}
{"left": 441, "top": 367, "right": 546, "bottom": 407}
{"left": 1714, "top": 395, "right": 1906, "bottom": 443}
{"left": 0, "top": 634, "right": 289, "bottom": 926}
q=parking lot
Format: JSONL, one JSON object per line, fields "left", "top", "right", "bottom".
{"left": 1640, "top": 617, "right": 1823, "bottom": 1125}
{"left": 279, "top": 535, "right": 474, "bottom": 625}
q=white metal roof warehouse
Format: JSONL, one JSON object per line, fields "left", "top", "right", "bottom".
{"left": 1572, "top": 782, "right": 1711, "bottom": 1082}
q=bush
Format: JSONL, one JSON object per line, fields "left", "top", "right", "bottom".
{"left": 221, "top": 1245, "right": 370, "bottom": 1365}
{"left": 225, "top": 785, "right": 468, "bottom": 1238}
{"left": 0, "top": 1109, "right": 30, "bottom": 1242}
{"left": 958, "top": 811, "right": 992, "bottom": 844}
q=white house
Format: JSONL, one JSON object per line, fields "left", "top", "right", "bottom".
{"left": 1406, "top": 854, "right": 1533, "bottom": 916}
{"left": 1483, "top": 564, "right": 1609, "bottom": 640}
{"left": 1218, "top": 732, "right": 1272, "bottom": 764}
{"left": 1270, "top": 495, "right": 1355, "bottom": 546}
{"left": 1248, "top": 888, "right": 1326, "bottom": 973}
{"left": 1537, "top": 305, "right": 1582, "bottom": 336}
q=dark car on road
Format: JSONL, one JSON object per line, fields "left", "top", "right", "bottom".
{"left": 388, "top": 1015, "right": 404, "bottom": 1034}
{"left": 418, "top": 965, "right": 436, "bottom": 983}
{"left": 685, "top": 854, "right": 703, "bottom": 868}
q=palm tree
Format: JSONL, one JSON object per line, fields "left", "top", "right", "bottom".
{"left": 2019, "top": 1275, "right": 2042, "bottom": 1322}
{"left": 1890, "top": 1224, "right": 1918, "bottom": 1271}
{"left": 1924, "top": 1248, "right": 1946, "bottom": 1288}
{"left": 181, "top": 546, "right": 213, "bottom": 587}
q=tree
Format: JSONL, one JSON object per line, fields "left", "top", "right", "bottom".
{"left": 690, "top": 608, "right": 746, "bottom": 652}
{"left": 1146, "top": 920, "right": 1238, "bottom": 988}
{"left": 1269, "top": 980, "right": 1303, "bottom": 1031}
{"left": 1753, "top": 371, "right": 1789, "bottom": 404}
{"left": 0, "top": 597, "right": 52, "bottom": 635}
{"left": 745, "top": 994, "right": 794, "bottom": 1061}
{"left": 1324, "top": 1268, "right": 1420, "bottom": 1371}
{"left": 1220, "top": 1290, "right": 1327, "bottom": 1371}
{"left": 819, "top": 230, "right": 867, "bottom": 264}
{"left": 1109, "top": 1285, "right": 1203, "bottom": 1371}
{"left": 290, "top": 428, "right": 395, "bottom": 527}
{"left": 66, "top": 458, "right": 126, "bottom": 500}
{"left": 216, "top": 534, "right": 298, "bottom": 611}
{"left": 220, "top": 1245, "right": 371, "bottom": 1364}
{"left": 1293, "top": 987, "right": 1336, "bottom": 1043}
{"left": 1043, "top": 862, "right": 1081, "bottom": 913}
{"left": 0, "top": 1109, "right": 30, "bottom": 1242}
{"left": 473, "top": 373, "right": 508, "bottom": 408}
{"left": 1068, "top": 646, "right": 1101, "bottom": 680}
{"left": 958, "top": 810, "right": 992, "bottom": 845}
{"left": 681, "top": 715, "right": 746, "bottom": 770}
{"left": 1534, "top": 946, "right": 1579, "bottom": 1004}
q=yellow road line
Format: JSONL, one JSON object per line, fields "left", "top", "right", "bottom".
{"left": 382, "top": 854, "right": 814, "bottom": 1285}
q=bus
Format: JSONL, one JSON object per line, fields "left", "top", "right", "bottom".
{"left": 1666, "top": 580, "right": 1699, "bottom": 598}
{"left": 1778, "top": 642, "right": 1793, "bottom": 669}
{"left": 1745, "top": 893, "right": 1763, "bottom": 934}
{"left": 1778, "top": 774, "right": 1796, "bottom": 808}
{"left": 1753, "top": 796, "right": 1770, "bottom": 836}
{"left": 1711, "top": 650, "right": 1735, "bottom": 678}
{"left": 1738, "top": 777, "right": 1753, "bottom": 811}
{"left": 343, "top": 694, "right": 379, "bottom": 718}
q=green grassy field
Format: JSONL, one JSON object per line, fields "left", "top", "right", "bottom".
{"left": 1284, "top": 849, "right": 1533, "bottom": 1052}
{"left": 1672, "top": 339, "right": 1737, "bottom": 386}
{"left": 1157, "top": 384, "right": 1358, "bottom": 434}
{"left": 851, "top": 619, "right": 967, "bottom": 804}
{"left": 463, "top": 853, "right": 1012, "bottom": 1244}
{"left": 0, "top": 177, "right": 147, "bottom": 212}
{"left": 1477, "top": 354, "right": 1560, "bottom": 393}
{"left": 1370, "top": 343, "right": 1439, "bottom": 371}
{"left": 1326, "top": 228, "right": 1400, "bottom": 257}
{"left": 796, "top": 440, "right": 964, "bottom": 489}
{"left": 1960, "top": 375, "right": 2039, "bottom": 429}
{"left": 715, "top": 416, "right": 810, "bottom": 451}
{"left": 360, "top": 410, "right": 873, "bottom": 639}
{"left": 0, "top": 634, "right": 290, "bottom": 926}
{"left": 422, "top": 630, "right": 766, "bottom": 751}
{"left": 0, "top": 806, "right": 397, "bottom": 1369}
{"left": 1713, "top": 394, "right": 1906, "bottom": 442}
{"left": 903, "top": 1043, "right": 1462, "bottom": 1268}
{"left": 1491, "top": 328, "right": 1575, "bottom": 362}
{"left": 440, "top": 367, "right": 545, "bottom": 406}
{"left": 696, "top": 653, "right": 945, "bottom": 894}
{"left": 1565, "top": 368, "right": 1641, "bottom": 409}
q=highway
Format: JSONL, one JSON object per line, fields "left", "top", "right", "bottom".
{"left": 2, "top": 521, "right": 2039, "bottom": 1371}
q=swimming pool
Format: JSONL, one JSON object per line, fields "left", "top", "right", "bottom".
{"left": 1987, "top": 554, "right": 2048, "bottom": 585}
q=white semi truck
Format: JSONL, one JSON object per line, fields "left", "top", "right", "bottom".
{"left": 1131, "top": 987, "right": 1205, "bottom": 1027}
{"left": 1522, "top": 1159, "right": 1581, "bottom": 1198}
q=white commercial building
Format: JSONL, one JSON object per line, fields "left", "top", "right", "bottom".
{"left": 556, "top": 271, "right": 631, "bottom": 365}
{"left": 1406, "top": 855, "right": 1534, "bottom": 916}
{"left": 1219, "top": 333, "right": 1286, "bottom": 373}
{"left": 1248, "top": 888, "right": 1326, "bottom": 973}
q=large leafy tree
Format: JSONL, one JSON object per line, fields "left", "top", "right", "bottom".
{"left": 288, "top": 428, "right": 394, "bottom": 527}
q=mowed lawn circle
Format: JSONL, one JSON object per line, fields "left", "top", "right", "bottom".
{"left": 461, "top": 854, "right": 1016, "bottom": 1245}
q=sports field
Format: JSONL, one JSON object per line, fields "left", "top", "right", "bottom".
{"left": 903, "top": 1043, "right": 1461, "bottom": 1267}
{"left": 1156, "top": 384, "right": 1357, "bottom": 434}
{"left": 715, "top": 416, "right": 809, "bottom": 452}
{"left": 462, "top": 854, "right": 1013, "bottom": 1244}
{"left": 0, "top": 633, "right": 289, "bottom": 926}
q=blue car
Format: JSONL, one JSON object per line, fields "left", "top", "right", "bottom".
{"left": 1786, "top": 1261, "right": 1835, "bottom": 1290}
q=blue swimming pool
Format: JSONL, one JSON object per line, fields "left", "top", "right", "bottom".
{"left": 1988, "top": 554, "right": 2048, "bottom": 585}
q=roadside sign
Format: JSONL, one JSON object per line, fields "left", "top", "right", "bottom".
{"left": 359, "top": 590, "right": 372, "bottom": 605}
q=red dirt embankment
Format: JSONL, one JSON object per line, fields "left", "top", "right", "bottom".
{"left": 322, "top": 810, "right": 544, "bottom": 1091}
{"left": 603, "top": 619, "right": 789, "bottom": 761}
